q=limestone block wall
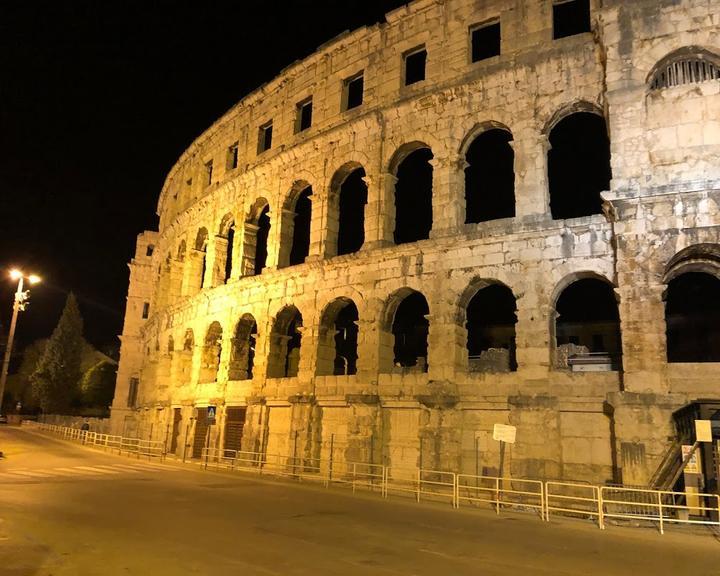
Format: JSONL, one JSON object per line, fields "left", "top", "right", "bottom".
{"left": 111, "top": 0, "right": 720, "bottom": 487}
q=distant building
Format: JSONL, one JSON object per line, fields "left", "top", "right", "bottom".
{"left": 111, "top": 0, "right": 720, "bottom": 491}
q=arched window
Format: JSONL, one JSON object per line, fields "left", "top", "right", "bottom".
{"left": 242, "top": 198, "right": 270, "bottom": 277}
{"left": 200, "top": 321, "right": 223, "bottom": 382}
{"left": 666, "top": 273, "right": 720, "bottom": 362}
{"left": 229, "top": 314, "right": 257, "bottom": 380}
{"left": 328, "top": 164, "right": 367, "bottom": 256}
{"left": 317, "top": 298, "right": 359, "bottom": 376}
{"left": 465, "top": 128, "right": 515, "bottom": 223}
{"left": 548, "top": 111, "right": 611, "bottom": 220}
{"left": 391, "top": 291, "right": 429, "bottom": 371}
{"left": 466, "top": 284, "right": 517, "bottom": 372}
{"left": 267, "top": 306, "right": 303, "bottom": 378}
{"left": 553, "top": 277, "right": 621, "bottom": 370}
{"left": 217, "top": 213, "right": 235, "bottom": 284}
{"left": 193, "top": 228, "right": 209, "bottom": 292}
{"left": 649, "top": 48, "right": 720, "bottom": 90}
{"left": 392, "top": 144, "right": 433, "bottom": 244}
{"left": 279, "top": 182, "right": 312, "bottom": 268}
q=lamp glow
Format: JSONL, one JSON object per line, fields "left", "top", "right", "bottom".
{"left": 28, "top": 275, "right": 41, "bottom": 285}
{"left": 9, "top": 269, "right": 22, "bottom": 280}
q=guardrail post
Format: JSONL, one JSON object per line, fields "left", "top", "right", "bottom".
{"left": 598, "top": 487, "right": 605, "bottom": 530}
{"left": 495, "top": 477, "right": 500, "bottom": 515}
{"left": 453, "top": 473, "right": 459, "bottom": 509}
{"left": 658, "top": 492, "right": 664, "bottom": 535}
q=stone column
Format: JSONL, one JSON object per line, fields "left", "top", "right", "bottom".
{"left": 514, "top": 124, "right": 550, "bottom": 218}
{"left": 212, "top": 235, "right": 229, "bottom": 286}
{"left": 364, "top": 172, "right": 395, "bottom": 249}
{"left": 168, "top": 258, "right": 184, "bottom": 302}
{"left": 307, "top": 192, "right": 324, "bottom": 261}
{"left": 429, "top": 156, "right": 465, "bottom": 237}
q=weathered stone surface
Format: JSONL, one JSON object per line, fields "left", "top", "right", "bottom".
{"left": 110, "top": 0, "right": 720, "bottom": 487}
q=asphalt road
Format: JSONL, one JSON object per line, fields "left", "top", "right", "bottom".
{"left": 0, "top": 426, "right": 718, "bottom": 576}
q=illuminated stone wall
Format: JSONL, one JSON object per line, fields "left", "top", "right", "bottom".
{"left": 111, "top": 0, "right": 720, "bottom": 486}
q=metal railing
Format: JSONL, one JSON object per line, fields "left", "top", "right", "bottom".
{"left": 23, "top": 421, "right": 720, "bottom": 535}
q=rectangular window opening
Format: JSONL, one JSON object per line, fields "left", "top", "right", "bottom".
{"left": 204, "top": 160, "right": 213, "bottom": 187}
{"left": 343, "top": 72, "right": 364, "bottom": 111}
{"left": 296, "top": 98, "right": 313, "bottom": 133}
{"left": 553, "top": 0, "right": 590, "bottom": 40}
{"left": 257, "top": 121, "right": 273, "bottom": 154}
{"left": 226, "top": 141, "right": 239, "bottom": 170}
{"left": 471, "top": 21, "right": 501, "bottom": 62}
{"left": 142, "top": 302, "right": 150, "bottom": 319}
{"left": 404, "top": 47, "right": 427, "bottom": 86}
{"left": 145, "top": 245, "right": 154, "bottom": 257}
{"left": 127, "top": 377, "right": 139, "bottom": 408}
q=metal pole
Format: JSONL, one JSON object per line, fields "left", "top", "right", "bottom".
{"left": 328, "top": 433, "right": 334, "bottom": 483}
{"left": 0, "top": 277, "right": 23, "bottom": 414}
{"left": 292, "top": 430, "right": 299, "bottom": 475}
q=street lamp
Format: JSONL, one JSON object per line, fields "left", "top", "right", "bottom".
{"left": 0, "top": 269, "right": 41, "bottom": 415}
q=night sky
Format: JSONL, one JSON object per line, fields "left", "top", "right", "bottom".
{"left": 0, "top": 0, "right": 408, "bottom": 350}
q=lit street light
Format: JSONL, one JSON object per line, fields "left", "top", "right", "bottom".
{"left": 0, "top": 269, "right": 41, "bottom": 416}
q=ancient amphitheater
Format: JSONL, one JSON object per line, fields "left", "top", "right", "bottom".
{"left": 110, "top": 0, "right": 720, "bottom": 489}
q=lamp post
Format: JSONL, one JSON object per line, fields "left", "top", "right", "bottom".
{"left": 0, "top": 269, "right": 41, "bottom": 415}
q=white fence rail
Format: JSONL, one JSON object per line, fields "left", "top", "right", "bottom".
{"left": 23, "top": 420, "right": 720, "bottom": 534}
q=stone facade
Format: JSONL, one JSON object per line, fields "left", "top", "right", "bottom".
{"left": 110, "top": 0, "right": 720, "bottom": 487}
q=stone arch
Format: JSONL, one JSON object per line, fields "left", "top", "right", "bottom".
{"left": 267, "top": 305, "right": 303, "bottom": 378}
{"left": 647, "top": 46, "right": 720, "bottom": 90}
{"left": 381, "top": 288, "right": 430, "bottom": 372}
{"left": 550, "top": 274, "right": 621, "bottom": 371}
{"left": 316, "top": 297, "right": 359, "bottom": 376}
{"left": 546, "top": 104, "right": 611, "bottom": 220}
{"left": 216, "top": 212, "right": 235, "bottom": 284}
{"left": 326, "top": 162, "right": 368, "bottom": 257}
{"left": 228, "top": 313, "right": 258, "bottom": 380}
{"left": 278, "top": 180, "right": 313, "bottom": 268}
{"left": 663, "top": 244, "right": 720, "bottom": 362}
{"left": 242, "top": 197, "right": 271, "bottom": 276}
{"left": 459, "top": 279, "right": 517, "bottom": 372}
{"left": 389, "top": 142, "right": 434, "bottom": 245}
{"left": 463, "top": 124, "right": 515, "bottom": 223}
{"left": 199, "top": 321, "right": 223, "bottom": 383}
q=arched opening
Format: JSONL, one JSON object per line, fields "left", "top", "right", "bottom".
{"left": 466, "top": 284, "right": 517, "bottom": 372}
{"left": 242, "top": 199, "right": 270, "bottom": 277}
{"left": 548, "top": 111, "right": 611, "bottom": 220}
{"left": 649, "top": 47, "right": 720, "bottom": 90}
{"left": 280, "top": 183, "right": 313, "bottom": 268}
{"left": 392, "top": 145, "right": 433, "bottom": 244}
{"left": 553, "top": 277, "right": 621, "bottom": 370}
{"left": 464, "top": 128, "right": 515, "bottom": 223}
{"left": 267, "top": 306, "right": 303, "bottom": 378}
{"left": 200, "top": 321, "right": 223, "bottom": 382}
{"left": 317, "top": 298, "right": 359, "bottom": 376}
{"left": 391, "top": 291, "right": 429, "bottom": 371}
{"left": 666, "top": 273, "right": 720, "bottom": 362}
{"left": 336, "top": 166, "right": 367, "bottom": 256}
{"left": 217, "top": 213, "right": 235, "bottom": 284}
{"left": 229, "top": 314, "right": 257, "bottom": 380}
{"left": 192, "top": 228, "right": 209, "bottom": 292}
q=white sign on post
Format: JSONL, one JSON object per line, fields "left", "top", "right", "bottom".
{"left": 493, "top": 423, "right": 517, "bottom": 444}
{"left": 695, "top": 420, "right": 712, "bottom": 443}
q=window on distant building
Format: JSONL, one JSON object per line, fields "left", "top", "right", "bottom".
{"left": 342, "top": 72, "right": 364, "bottom": 111}
{"left": 295, "top": 98, "right": 313, "bottom": 133}
{"left": 226, "top": 141, "right": 239, "bottom": 170}
{"left": 142, "top": 302, "right": 150, "bottom": 319}
{"left": 257, "top": 121, "right": 273, "bottom": 154}
{"left": 553, "top": 0, "right": 590, "bottom": 39}
{"left": 404, "top": 47, "right": 427, "bottom": 85}
{"left": 146, "top": 245, "right": 154, "bottom": 257}
{"left": 471, "top": 21, "right": 501, "bottom": 62}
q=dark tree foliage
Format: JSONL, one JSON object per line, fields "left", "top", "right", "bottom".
{"left": 80, "top": 360, "right": 117, "bottom": 408}
{"left": 31, "top": 293, "right": 85, "bottom": 412}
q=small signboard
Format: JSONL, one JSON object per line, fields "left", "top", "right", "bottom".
{"left": 682, "top": 444, "right": 701, "bottom": 474}
{"left": 207, "top": 405, "right": 217, "bottom": 425}
{"left": 493, "top": 423, "right": 517, "bottom": 444}
{"left": 695, "top": 419, "right": 712, "bottom": 443}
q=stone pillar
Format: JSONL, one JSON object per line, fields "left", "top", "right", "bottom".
{"left": 364, "top": 172, "right": 395, "bottom": 249}
{"left": 515, "top": 124, "right": 550, "bottom": 218}
{"left": 212, "top": 235, "right": 229, "bottom": 286}
{"left": 182, "top": 249, "right": 205, "bottom": 296}
{"left": 307, "top": 192, "right": 324, "bottom": 261}
{"left": 168, "top": 258, "right": 184, "bottom": 302}
{"left": 203, "top": 240, "right": 217, "bottom": 288}
{"left": 515, "top": 290, "right": 552, "bottom": 379}
{"left": 429, "top": 156, "right": 465, "bottom": 237}
{"left": 275, "top": 208, "right": 296, "bottom": 268}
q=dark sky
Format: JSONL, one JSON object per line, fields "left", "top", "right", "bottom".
{"left": 0, "top": 0, "right": 408, "bottom": 350}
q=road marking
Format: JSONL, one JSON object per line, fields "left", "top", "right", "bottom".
{"left": 4, "top": 470, "right": 53, "bottom": 478}
{"left": 74, "top": 466, "right": 120, "bottom": 475}
{"left": 0, "top": 461, "right": 179, "bottom": 481}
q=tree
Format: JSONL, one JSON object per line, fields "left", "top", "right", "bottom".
{"left": 5, "top": 339, "right": 47, "bottom": 411}
{"left": 79, "top": 360, "right": 117, "bottom": 409}
{"left": 31, "top": 293, "right": 84, "bottom": 413}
